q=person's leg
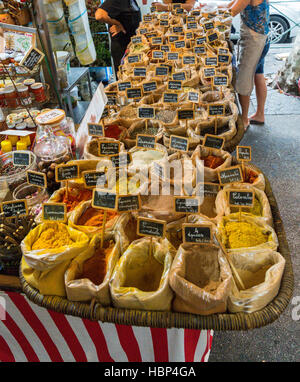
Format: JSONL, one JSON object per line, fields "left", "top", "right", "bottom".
{"left": 250, "top": 73, "right": 267, "bottom": 123}
{"left": 238, "top": 94, "right": 251, "bottom": 128}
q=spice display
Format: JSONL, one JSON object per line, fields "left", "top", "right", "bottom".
{"left": 230, "top": 197, "right": 262, "bottom": 216}
{"left": 202, "top": 155, "right": 225, "bottom": 169}
{"left": 32, "top": 223, "right": 74, "bottom": 250}
{"left": 61, "top": 188, "right": 92, "bottom": 213}
{"left": 104, "top": 124, "right": 122, "bottom": 140}
{"left": 243, "top": 168, "right": 258, "bottom": 184}
{"left": 130, "top": 124, "right": 159, "bottom": 138}
{"left": 77, "top": 207, "right": 118, "bottom": 228}
{"left": 155, "top": 110, "right": 176, "bottom": 124}
{"left": 13, "top": 184, "right": 49, "bottom": 217}
{"left": 130, "top": 149, "right": 165, "bottom": 167}
{"left": 222, "top": 221, "right": 269, "bottom": 249}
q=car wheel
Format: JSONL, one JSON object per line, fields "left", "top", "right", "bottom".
{"left": 269, "top": 15, "right": 289, "bottom": 43}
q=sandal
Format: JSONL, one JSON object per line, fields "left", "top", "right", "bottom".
{"left": 250, "top": 119, "right": 265, "bottom": 125}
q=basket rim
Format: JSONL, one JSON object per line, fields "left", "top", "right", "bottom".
{"left": 18, "top": 167, "right": 294, "bottom": 331}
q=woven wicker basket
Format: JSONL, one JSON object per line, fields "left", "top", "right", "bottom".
{"left": 19, "top": 169, "right": 294, "bottom": 330}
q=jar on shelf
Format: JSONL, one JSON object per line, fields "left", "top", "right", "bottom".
{"left": 17, "top": 85, "right": 32, "bottom": 106}
{"left": 4, "top": 86, "right": 18, "bottom": 108}
{"left": 13, "top": 183, "right": 49, "bottom": 217}
{"left": 31, "top": 83, "right": 47, "bottom": 103}
{"left": 35, "top": 109, "right": 76, "bottom": 157}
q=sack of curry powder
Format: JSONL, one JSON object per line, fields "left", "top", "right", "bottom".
{"left": 110, "top": 237, "right": 175, "bottom": 311}
{"left": 169, "top": 243, "right": 232, "bottom": 315}
{"left": 64, "top": 233, "right": 121, "bottom": 304}
{"left": 21, "top": 222, "right": 90, "bottom": 297}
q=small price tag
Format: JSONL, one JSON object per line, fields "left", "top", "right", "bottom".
{"left": 182, "top": 55, "right": 196, "bottom": 65}
{"left": 109, "top": 152, "right": 132, "bottom": 168}
{"left": 1, "top": 200, "right": 28, "bottom": 218}
{"left": 207, "top": 31, "right": 219, "bottom": 43}
{"left": 191, "top": 10, "right": 201, "bottom": 16}
{"left": 117, "top": 194, "right": 141, "bottom": 212}
{"left": 188, "top": 91, "right": 200, "bottom": 103}
{"left": 218, "top": 165, "right": 243, "bottom": 186}
{"left": 152, "top": 50, "right": 164, "bottom": 60}
{"left": 218, "top": 47, "right": 230, "bottom": 55}
{"left": 228, "top": 189, "right": 255, "bottom": 208}
{"left": 182, "top": 224, "right": 213, "bottom": 244}
{"left": 237, "top": 146, "right": 252, "bottom": 161}
{"left": 174, "top": 40, "right": 186, "bottom": 49}
{"left": 205, "top": 57, "right": 218, "bottom": 66}
{"left": 172, "top": 71, "right": 186, "bottom": 81}
{"left": 172, "top": 26, "right": 183, "bottom": 34}
{"left": 218, "top": 54, "right": 230, "bottom": 64}
{"left": 127, "top": 54, "right": 141, "bottom": 64}
{"left": 131, "top": 36, "right": 142, "bottom": 44}
{"left": 139, "top": 28, "right": 148, "bottom": 35}
{"left": 92, "top": 189, "right": 117, "bottom": 211}
{"left": 136, "top": 134, "right": 157, "bottom": 149}
{"left": 185, "top": 31, "right": 194, "bottom": 40}
{"left": 143, "top": 81, "right": 158, "bottom": 93}
{"left": 20, "top": 46, "right": 44, "bottom": 71}
{"left": 27, "top": 170, "right": 47, "bottom": 188}
{"left": 208, "top": 104, "right": 225, "bottom": 116}
{"left": 137, "top": 217, "right": 166, "bottom": 238}
{"left": 55, "top": 164, "right": 79, "bottom": 182}
{"left": 151, "top": 37, "right": 163, "bottom": 45}
{"left": 168, "top": 35, "right": 180, "bottom": 43}
{"left": 204, "top": 21, "right": 215, "bottom": 31}
{"left": 177, "top": 109, "right": 194, "bottom": 120}
{"left": 143, "top": 14, "right": 153, "bottom": 22}
{"left": 82, "top": 170, "right": 107, "bottom": 189}
{"left": 170, "top": 135, "right": 189, "bottom": 152}
{"left": 168, "top": 80, "right": 182, "bottom": 91}
{"left": 98, "top": 141, "right": 121, "bottom": 156}
{"left": 196, "top": 37, "right": 206, "bottom": 45}
{"left": 213, "top": 75, "right": 228, "bottom": 87}
{"left": 160, "top": 19, "right": 169, "bottom": 27}
{"left": 133, "top": 67, "right": 147, "bottom": 77}
{"left": 167, "top": 52, "right": 179, "bottom": 61}
{"left": 13, "top": 152, "right": 30, "bottom": 166}
{"left": 194, "top": 45, "right": 206, "bottom": 55}
{"left": 203, "top": 134, "right": 225, "bottom": 150}
{"left": 126, "top": 87, "right": 143, "bottom": 100}
{"left": 203, "top": 67, "right": 216, "bottom": 78}
{"left": 197, "top": 182, "right": 220, "bottom": 197}
{"left": 42, "top": 203, "right": 66, "bottom": 223}
{"left": 138, "top": 107, "right": 155, "bottom": 119}
{"left": 155, "top": 66, "right": 169, "bottom": 76}
{"left": 187, "top": 22, "right": 198, "bottom": 30}
{"left": 161, "top": 44, "right": 171, "bottom": 52}
{"left": 174, "top": 197, "right": 200, "bottom": 214}
{"left": 118, "top": 81, "right": 132, "bottom": 92}
{"left": 88, "top": 123, "right": 104, "bottom": 137}
{"left": 163, "top": 92, "right": 178, "bottom": 104}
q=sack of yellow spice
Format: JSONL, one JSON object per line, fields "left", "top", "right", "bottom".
{"left": 217, "top": 213, "right": 278, "bottom": 254}
{"left": 110, "top": 237, "right": 176, "bottom": 311}
{"left": 215, "top": 184, "right": 273, "bottom": 226}
{"left": 21, "top": 222, "right": 90, "bottom": 296}
{"left": 68, "top": 200, "right": 119, "bottom": 239}
{"left": 64, "top": 232, "right": 121, "bottom": 304}
{"left": 227, "top": 249, "right": 285, "bottom": 313}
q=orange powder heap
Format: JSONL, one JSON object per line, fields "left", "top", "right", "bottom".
{"left": 243, "top": 169, "right": 258, "bottom": 184}
{"left": 79, "top": 240, "right": 114, "bottom": 285}
{"left": 77, "top": 207, "right": 118, "bottom": 227}
{"left": 62, "top": 189, "right": 92, "bottom": 212}
{"left": 201, "top": 155, "right": 225, "bottom": 169}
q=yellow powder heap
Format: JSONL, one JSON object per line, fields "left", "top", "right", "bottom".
{"left": 32, "top": 225, "right": 74, "bottom": 250}
{"left": 224, "top": 221, "right": 268, "bottom": 249}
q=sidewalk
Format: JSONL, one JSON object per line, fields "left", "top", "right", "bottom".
{"left": 209, "top": 44, "right": 300, "bottom": 362}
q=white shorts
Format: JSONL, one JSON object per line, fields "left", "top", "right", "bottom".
{"left": 235, "top": 22, "right": 267, "bottom": 96}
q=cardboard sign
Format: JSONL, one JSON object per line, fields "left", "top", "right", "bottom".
{"left": 172, "top": 71, "right": 186, "bottom": 81}
{"left": 197, "top": 182, "right": 220, "bottom": 197}
{"left": 136, "top": 134, "right": 157, "bottom": 149}
{"left": 167, "top": 52, "right": 179, "bottom": 61}
{"left": 88, "top": 123, "right": 104, "bottom": 137}
{"left": 174, "top": 40, "right": 186, "bottom": 49}
{"left": 174, "top": 197, "right": 200, "bottom": 214}
{"left": 131, "top": 36, "right": 142, "bottom": 44}
{"left": 20, "top": 46, "right": 44, "bottom": 71}
{"left": 151, "top": 37, "right": 163, "bottom": 45}
{"left": 138, "top": 107, "right": 155, "bottom": 119}
{"left": 207, "top": 31, "right": 219, "bottom": 43}
{"left": 177, "top": 109, "right": 194, "bottom": 120}
{"left": 168, "top": 80, "right": 182, "bottom": 91}
{"left": 218, "top": 165, "right": 243, "bottom": 186}
{"left": 163, "top": 92, "right": 178, "bottom": 104}
{"left": 133, "top": 67, "right": 147, "bottom": 77}
{"left": 1, "top": 200, "right": 28, "bottom": 218}
{"left": 127, "top": 55, "right": 141, "bottom": 64}
{"left": 203, "top": 67, "right": 216, "bottom": 78}
{"left": 143, "top": 81, "right": 158, "bottom": 93}
{"left": 203, "top": 134, "right": 225, "bottom": 150}
{"left": 117, "top": 194, "right": 141, "bottom": 212}
{"left": 188, "top": 91, "right": 200, "bottom": 103}
{"left": 152, "top": 50, "right": 164, "bottom": 60}
{"left": 118, "top": 81, "right": 132, "bottom": 92}
{"left": 13, "top": 152, "right": 30, "bottom": 166}
{"left": 205, "top": 57, "right": 218, "bottom": 66}
{"left": 109, "top": 153, "right": 132, "bottom": 168}
{"left": 218, "top": 54, "right": 230, "bottom": 64}
{"left": 137, "top": 217, "right": 166, "bottom": 238}
{"left": 82, "top": 170, "right": 107, "bottom": 188}
{"left": 55, "top": 164, "right": 79, "bottom": 182}
{"left": 204, "top": 21, "right": 215, "bottom": 31}
{"left": 170, "top": 135, "right": 189, "bottom": 152}
{"left": 126, "top": 87, "right": 143, "bottom": 100}
{"left": 92, "top": 190, "right": 117, "bottom": 211}
{"left": 194, "top": 45, "right": 206, "bottom": 55}
{"left": 42, "top": 203, "right": 66, "bottom": 222}
{"left": 98, "top": 141, "right": 120, "bottom": 156}
{"left": 155, "top": 66, "right": 169, "bottom": 76}
{"left": 182, "top": 55, "right": 196, "bottom": 65}
{"left": 213, "top": 75, "right": 229, "bottom": 87}
{"left": 208, "top": 104, "right": 225, "bottom": 116}
{"left": 237, "top": 146, "right": 252, "bottom": 161}
{"left": 27, "top": 170, "right": 47, "bottom": 188}
{"left": 182, "top": 224, "right": 212, "bottom": 244}
{"left": 228, "top": 189, "right": 255, "bottom": 208}
{"left": 161, "top": 44, "right": 171, "bottom": 52}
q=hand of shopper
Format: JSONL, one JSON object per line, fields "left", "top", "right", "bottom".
{"left": 152, "top": 2, "right": 167, "bottom": 12}
{"left": 109, "top": 24, "right": 126, "bottom": 36}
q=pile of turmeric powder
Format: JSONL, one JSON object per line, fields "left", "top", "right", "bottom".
{"left": 224, "top": 221, "right": 269, "bottom": 249}
{"left": 77, "top": 207, "right": 118, "bottom": 227}
{"left": 32, "top": 224, "right": 74, "bottom": 250}
{"left": 78, "top": 240, "right": 115, "bottom": 285}
{"left": 62, "top": 188, "right": 92, "bottom": 212}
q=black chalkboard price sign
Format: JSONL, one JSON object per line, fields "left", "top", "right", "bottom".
{"left": 138, "top": 107, "right": 155, "bottom": 119}
{"left": 1, "top": 200, "right": 28, "bottom": 218}
{"left": 13, "top": 152, "right": 30, "bottom": 166}
{"left": 163, "top": 92, "right": 178, "bottom": 103}
{"left": 168, "top": 80, "right": 182, "bottom": 91}
{"left": 177, "top": 109, "right": 194, "bottom": 120}
{"left": 137, "top": 217, "right": 166, "bottom": 238}
{"left": 174, "top": 197, "right": 200, "bottom": 214}
{"left": 172, "top": 71, "right": 186, "bottom": 81}
{"left": 92, "top": 190, "right": 117, "bottom": 211}
{"left": 20, "top": 47, "right": 45, "bottom": 71}
{"left": 182, "top": 224, "right": 212, "bottom": 244}
{"left": 131, "top": 36, "right": 142, "bottom": 44}
{"left": 143, "top": 15, "right": 153, "bottom": 22}
{"left": 203, "top": 134, "right": 225, "bottom": 150}
{"left": 109, "top": 153, "right": 132, "bottom": 168}
{"left": 183, "top": 55, "right": 196, "bottom": 65}
{"left": 168, "top": 35, "right": 179, "bottom": 43}
{"left": 118, "top": 81, "right": 132, "bottom": 92}
{"left": 98, "top": 141, "right": 120, "bottom": 156}
{"left": 218, "top": 165, "right": 243, "bottom": 185}
{"left": 155, "top": 66, "right": 169, "bottom": 76}
{"left": 126, "top": 87, "right": 142, "bottom": 100}
{"left": 172, "top": 26, "right": 183, "bottom": 34}
{"left": 143, "top": 81, "right": 158, "bottom": 93}
{"left": 218, "top": 54, "right": 230, "bottom": 64}
{"left": 167, "top": 52, "right": 179, "bottom": 61}
{"left": 207, "top": 32, "right": 219, "bottom": 43}
{"left": 160, "top": 20, "right": 169, "bottom": 27}
{"left": 152, "top": 50, "right": 164, "bottom": 59}
{"left": 185, "top": 32, "right": 194, "bottom": 40}
{"left": 196, "top": 182, "right": 220, "bottom": 197}
{"left": 208, "top": 104, "right": 225, "bottom": 116}
{"left": 82, "top": 170, "right": 107, "bottom": 188}
{"left": 204, "top": 21, "right": 215, "bottom": 31}
{"left": 88, "top": 123, "right": 104, "bottom": 137}
{"left": 237, "top": 146, "right": 252, "bottom": 161}
{"left": 42, "top": 203, "right": 66, "bottom": 222}
{"left": 27, "top": 170, "right": 47, "bottom": 188}
{"left": 196, "top": 37, "right": 206, "bottom": 45}
{"left": 218, "top": 47, "right": 229, "bottom": 55}
{"left": 174, "top": 40, "right": 186, "bottom": 49}
{"left": 134, "top": 67, "right": 147, "bottom": 77}
{"left": 127, "top": 55, "right": 141, "bottom": 64}
{"left": 55, "top": 164, "right": 79, "bottom": 182}
{"left": 205, "top": 57, "right": 218, "bottom": 66}
{"left": 161, "top": 44, "right": 170, "bottom": 52}
{"left": 213, "top": 75, "right": 228, "bottom": 87}
{"left": 203, "top": 67, "right": 216, "bottom": 78}
{"left": 118, "top": 194, "right": 141, "bottom": 212}
{"left": 228, "top": 189, "right": 254, "bottom": 208}
{"left": 188, "top": 91, "right": 200, "bottom": 103}
{"left": 137, "top": 134, "right": 157, "bottom": 149}
{"left": 194, "top": 46, "right": 206, "bottom": 55}
{"left": 170, "top": 135, "right": 189, "bottom": 152}
{"left": 151, "top": 37, "right": 163, "bottom": 45}
{"left": 187, "top": 22, "right": 197, "bottom": 30}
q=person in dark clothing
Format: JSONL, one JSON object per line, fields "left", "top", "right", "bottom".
{"left": 151, "top": 0, "right": 196, "bottom": 12}
{"left": 95, "top": 0, "right": 141, "bottom": 76}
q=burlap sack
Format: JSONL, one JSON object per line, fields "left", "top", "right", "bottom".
{"left": 84, "top": 138, "right": 126, "bottom": 161}
{"left": 169, "top": 243, "right": 232, "bottom": 315}
{"left": 112, "top": 213, "right": 140, "bottom": 253}
{"left": 64, "top": 233, "right": 121, "bottom": 304}
{"left": 128, "top": 144, "right": 168, "bottom": 175}
{"left": 237, "top": 163, "right": 266, "bottom": 191}
{"left": 164, "top": 131, "right": 201, "bottom": 152}
{"left": 191, "top": 144, "right": 232, "bottom": 183}
{"left": 110, "top": 237, "right": 175, "bottom": 311}
{"left": 122, "top": 119, "right": 164, "bottom": 148}
{"left": 227, "top": 249, "right": 285, "bottom": 313}
{"left": 215, "top": 184, "right": 273, "bottom": 226}
{"left": 190, "top": 117, "right": 237, "bottom": 142}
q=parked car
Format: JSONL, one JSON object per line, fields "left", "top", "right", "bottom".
{"left": 137, "top": 0, "right": 300, "bottom": 43}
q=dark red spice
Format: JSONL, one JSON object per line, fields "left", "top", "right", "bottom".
{"left": 104, "top": 124, "right": 122, "bottom": 139}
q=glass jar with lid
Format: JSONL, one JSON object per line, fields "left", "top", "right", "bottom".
{"left": 13, "top": 183, "right": 49, "bottom": 216}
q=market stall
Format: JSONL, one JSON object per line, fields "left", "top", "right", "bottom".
{"left": 0, "top": 4, "right": 294, "bottom": 363}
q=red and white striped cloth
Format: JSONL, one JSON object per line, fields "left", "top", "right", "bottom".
{"left": 0, "top": 291, "right": 213, "bottom": 362}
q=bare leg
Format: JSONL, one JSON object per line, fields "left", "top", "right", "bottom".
{"left": 250, "top": 73, "right": 267, "bottom": 123}
{"left": 238, "top": 93, "right": 250, "bottom": 129}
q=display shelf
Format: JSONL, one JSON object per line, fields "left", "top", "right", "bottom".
{"left": 72, "top": 101, "right": 90, "bottom": 124}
